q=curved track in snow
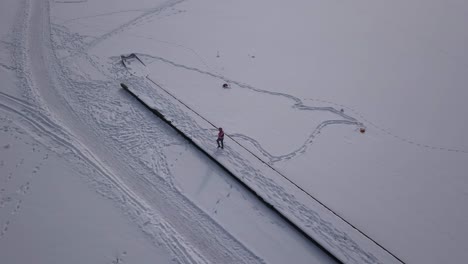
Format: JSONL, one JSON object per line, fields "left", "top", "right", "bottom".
{"left": 137, "top": 53, "right": 365, "bottom": 163}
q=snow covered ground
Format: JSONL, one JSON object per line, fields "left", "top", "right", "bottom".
{"left": 0, "top": 120, "right": 174, "bottom": 264}
{"left": 1, "top": 0, "right": 336, "bottom": 263}
{"left": 1, "top": 0, "right": 468, "bottom": 263}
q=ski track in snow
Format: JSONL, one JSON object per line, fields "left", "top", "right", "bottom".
{"left": 1, "top": 0, "right": 267, "bottom": 263}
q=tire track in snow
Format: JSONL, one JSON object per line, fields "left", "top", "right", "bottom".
{"left": 0, "top": 91, "right": 212, "bottom": 264}
{"left": 0, "top": 91, "right": 150, "bottom": 213}
{"left": 2, "top": 73, "right": 256, "bottom": 263}
{"left": 10, "top": 0, "right": 266, "bottom": 262}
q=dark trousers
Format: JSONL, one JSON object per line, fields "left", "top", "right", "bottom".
{"left": 217, "top": 138, "right": 224, "bottom": 148}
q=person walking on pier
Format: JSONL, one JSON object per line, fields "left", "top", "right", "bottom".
{"left": 217, "top": 127, "right": 224, "bottom": 149}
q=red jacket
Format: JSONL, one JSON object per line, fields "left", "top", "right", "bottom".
{"left": 218, "top": 130, "right": 224, "bottom": 139}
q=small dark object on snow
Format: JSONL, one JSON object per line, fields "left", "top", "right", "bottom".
{"left": 120, "top": 83, "right": 128, "bottom": 90}
{"left": 222, "top": 83, "right": 229, "bottom": 88}
{"left": 340, "top": 109, "right": 344, "bottom": 113}
{"left": 360, "top": 128, "right": 366, "bottom": 134}
{"left": 121, "top": 53, "right": 146, "bottom": 66}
